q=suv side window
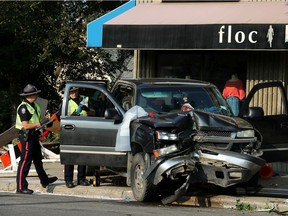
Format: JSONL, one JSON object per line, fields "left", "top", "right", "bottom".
{"left": 113, "top": 84, "right": 134, "bottom": 111}
{"left": 66, "top": 86, "right": 107, "bottom": 117}
{"left": 249, "top": 86, "right": 286, "bottom": 116}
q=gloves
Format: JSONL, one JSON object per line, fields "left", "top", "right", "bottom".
{"left": 75, "top": 104, "right": 89, "bottom": 115}
{"left": 75, "top": 104, "right": 83, "bottom": 115}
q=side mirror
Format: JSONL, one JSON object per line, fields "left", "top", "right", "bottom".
{"left": 104, "top": 108, "right": 123, "bottom": 123}
{"left": 247, "top": 107, "right": 264, "bottom": 117}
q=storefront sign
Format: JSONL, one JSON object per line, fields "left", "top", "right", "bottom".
{"left": 218, "top": 25, "right": 258, "bottom": 44}
{"left": 217, "top": 25, "right": 285, "bottom": 49}
{"left": 102, "top": 24, "right": 288, "bottom": 50}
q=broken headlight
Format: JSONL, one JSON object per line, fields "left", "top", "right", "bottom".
{"left": 153, "top": 144, "right": 179, "bottom": 158}
{"left": 156, "top": 131, "right": 178, "bottom": 141}
{"left": 236, "top": 130, "right": 255, "bottom": 138}
{"left": 154, "top": 131, "right": 179, "bottom": 158}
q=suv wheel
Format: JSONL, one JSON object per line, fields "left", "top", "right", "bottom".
{"left": 131, "top": 152, "right": 157, "bottom": 202}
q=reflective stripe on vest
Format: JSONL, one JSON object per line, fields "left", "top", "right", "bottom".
{"left": 15, "top": 102, "right": 41, "bottom": 130}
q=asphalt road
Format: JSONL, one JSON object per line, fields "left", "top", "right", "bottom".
{"left": 1, "top": 160, "right": 288, "bottom": 214}
{"left": 0, "top": 192, "right": 278, "bottom": 216}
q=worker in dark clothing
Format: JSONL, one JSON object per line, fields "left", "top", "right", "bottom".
{"left": 64, "top": 86, "right": 91, "bottom": 188}
{"left": 64, "top": 165, "right": 89, "bottom": 188}
{"left": 16, "top": 84, "right": 58, "bottom": 194}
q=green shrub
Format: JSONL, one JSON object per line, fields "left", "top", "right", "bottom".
{"left": 235, "top": 199, "right": 256, "bottom": 211}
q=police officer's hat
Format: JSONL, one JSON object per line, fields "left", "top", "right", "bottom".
{"left": 69, "top": 86, "right": 79, "bottom": 92}
{"left": 19, "top": 84, "right": 41, "bottom": 96}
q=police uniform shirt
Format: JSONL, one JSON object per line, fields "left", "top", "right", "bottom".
{"left": 17, "top": 99, "right": 34, "bottom": 122}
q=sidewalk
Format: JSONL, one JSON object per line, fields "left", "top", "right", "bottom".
{"left": 0, "top": 161, "right": 134, "bottom": 200}
{"left": 1, "top": 161, "right": 288, "bottom": 213}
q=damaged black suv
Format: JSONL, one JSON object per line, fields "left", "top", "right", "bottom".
{"left": 60, "top": 78, "right": 267, "bottom": 204}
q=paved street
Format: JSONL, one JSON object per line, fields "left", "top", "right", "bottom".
{"left": 1, "top": 160, "right": 288, "bottom": 214}
{"left": 1, "top": 191, "right": 277, "bottom": 216}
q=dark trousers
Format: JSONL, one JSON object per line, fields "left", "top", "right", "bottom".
{"left": 64, "top": 164, "right": 86, "bottom": 182}
{"left": 16, "top": 136, "right": 48, "bottom": 190}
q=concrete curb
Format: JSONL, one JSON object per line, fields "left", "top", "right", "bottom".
{"left": 173, "top": 194, "right": 288, "bottom": 213}
{"left": 0, "top": 176, "right": 135, "bottom": 201}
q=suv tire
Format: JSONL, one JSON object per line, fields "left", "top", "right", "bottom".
{"left": 131, "top": 152, "right": 157, "bottom": 202}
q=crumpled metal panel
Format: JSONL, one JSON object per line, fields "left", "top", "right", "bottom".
{"left": 194, "top": 147, "right": 266, "bottom": 187}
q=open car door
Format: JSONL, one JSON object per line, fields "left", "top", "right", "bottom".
{"left": 60, "top": 81, "right": 127, "bottom": 168}
{"left": 239, "top": 81, "right": 288, "bottom": 162}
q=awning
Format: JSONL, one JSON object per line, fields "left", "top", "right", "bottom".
{"left": 87, "top": 1, "right": 288, "bottom": 50}
{"left": 87, "top": 0, "right": 136, "bottom": 47}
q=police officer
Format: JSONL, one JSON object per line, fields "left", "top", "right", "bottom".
{"left": 16, "top": 84, "right": 58, "bottom": 194}
{"left": 64, "top": 86, "right": 91, "bottom": 188}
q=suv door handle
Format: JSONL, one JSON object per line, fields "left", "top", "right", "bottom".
{"left": 63, "top": 124, "right": 75, "bottom": 130}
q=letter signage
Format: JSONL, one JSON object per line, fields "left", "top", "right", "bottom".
{"left": 218, "top": 25, "right": 258, "bottom": 44}
{"left": 102, "top": 23, "right": 288, "bottom": 49}
{"left": 216, "top": 24, "right": 286, "bottom": 49}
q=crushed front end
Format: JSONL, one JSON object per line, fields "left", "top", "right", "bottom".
{"left": 131, "top": 110, "right": 264, "bottom": 204}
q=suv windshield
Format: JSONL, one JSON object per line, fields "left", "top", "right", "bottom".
{"left": 136, "top": 85, "right": 233, "bottom": 116}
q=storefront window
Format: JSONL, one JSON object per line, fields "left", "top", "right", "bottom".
{"left": 155, "top": 51, "right": 247, "bottom": 93}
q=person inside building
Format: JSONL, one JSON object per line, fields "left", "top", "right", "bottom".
{"left": 64, "top": 86, "right": 92, "bottom": 188}
{"left": 222, "top": 73, "right": 246, "bottom": 116}
{"left": 16, "top": 84, "right": 58, "bottom": 194}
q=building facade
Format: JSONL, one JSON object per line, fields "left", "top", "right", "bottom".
{"left": 87, "top": 0, "right": 288, "bottom": 115}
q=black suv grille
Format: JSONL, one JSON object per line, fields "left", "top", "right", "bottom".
{"left": 206, "top": 131, "right": 231, "bottom": 137}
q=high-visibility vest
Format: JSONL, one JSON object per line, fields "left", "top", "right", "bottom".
{"left": 68, "top": 96, "right": 88, "bottom": 116}
{"left": 15, "top": 102, "right": 41, "bottom": 130}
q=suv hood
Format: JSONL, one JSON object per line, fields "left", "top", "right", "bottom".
{"left": 138, "top": 110, "right": 253, "bottom": 131}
